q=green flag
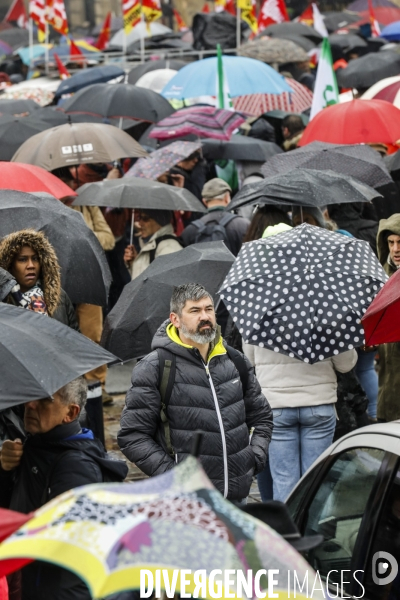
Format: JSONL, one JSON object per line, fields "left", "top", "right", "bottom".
{"left": 216, "top": 43, "right": 232, "bottom": 109}
{"left": 310, "top": 37, "right": 339, "bottom": 120}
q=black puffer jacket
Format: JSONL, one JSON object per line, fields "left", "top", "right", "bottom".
{"left": 118, "top": 321, "right": 273, "bottom": 501}
{"left": 0, "top": 420, "right": 128, "bottom": 600}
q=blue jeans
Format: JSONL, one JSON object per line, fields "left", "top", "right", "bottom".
{"left": 355, "top": 348, "right": 378, "bottom": 419}
{"left": 269, "top": 404, "right": 336, "bottom": 502}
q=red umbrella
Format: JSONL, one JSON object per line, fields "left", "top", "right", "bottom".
{"left": 362, "top": 269, "right": 399, "bottom": 345}
{"left": 0, "top": 163, "right": 76, "bottom": 199}
{"left": 299, "top": 99, "right": 400, "bottom": 147}
{"left": 233, "top": 79, "right": 313, "bottom": 116}
{"left": 0, "top": 508, "right": 33, "bottom": 579}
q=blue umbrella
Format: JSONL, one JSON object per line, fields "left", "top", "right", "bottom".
{"left": 381, "top": 20, "right": 400, "bottom": 41}
{"left": 18, "top": 44, "right": 52, "bottom": 66}
{"left": 161, "top": 55, "right": 292, "bottom": 100}
{"left": 54, "top": 65, "right": 125, "bottom": 99}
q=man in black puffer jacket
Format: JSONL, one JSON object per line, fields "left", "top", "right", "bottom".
{"left": 118, "top": 283, "right": 273, "bottom": 501}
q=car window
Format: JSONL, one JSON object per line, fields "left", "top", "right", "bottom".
{"left": 299, "top": 447, "right": 385, "bottom": 595}
{"left": 363, "top": 462, "right": 400, "bottom": 600}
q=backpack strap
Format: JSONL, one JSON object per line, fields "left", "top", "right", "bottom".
{"left": 190, "top": 219, "right": 206, "bottom": 231}
{"left": 219, "top": 212, "right": 238, "bottom": 227}
{"left": 148, "top": 235, "right": 177, "bottom": 264}
{"left": 226, "top": 345, "right": 249, "bottom": 396}
{"left": 157, "top": 347, "right": 176, "bottom": 457}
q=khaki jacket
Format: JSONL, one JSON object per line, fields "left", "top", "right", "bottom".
{"left": 130, "top": 224, "right": 182, "bottom": 280}
{"left": 72, "top": 206, "right": 115, "bottom": 251}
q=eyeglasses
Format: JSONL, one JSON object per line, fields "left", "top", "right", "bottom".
{"left": 137, "top": 214, "right": 151, "bottom": 223}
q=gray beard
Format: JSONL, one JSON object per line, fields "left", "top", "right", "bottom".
{"left": 179, "top": 321, "right": 217, "bottom": 344}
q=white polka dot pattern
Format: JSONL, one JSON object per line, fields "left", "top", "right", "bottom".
{"left": 218, "top": 224, "right": 388, "bottom": 363}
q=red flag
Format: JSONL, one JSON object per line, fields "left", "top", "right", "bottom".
{"left": 258, "top": 0, "right": 289, "bottom": 31}
{"left": 215, "top": 0, "right": 236, "bottom": 16}
{"left": 368, "top": 0, "right": 381, "bottom": 37}
{"left": 173, "top": 9, "right": 188, "bottom": 31}
{"left": 54, "top": 52, "right": 70, "bottom": 79}
{"left": 29, "top": 0, "right": 46, "bottom": 41}
{"left": 94, "top": 11, "right": 111, "bottom": 50}
{"left": 4, "top": 0, "right": 27, "bottom": 28}
{"left": 70, "top": 39, "right": 86, "bottom": 64}
{"left": 202, "top": 2, "right": 210, "bottom": 12}
{"left": 298, "top": 5, "right": 313, "bottom": 25}
{"left": 45, "top": 0, "right": 68, "bottom": 35}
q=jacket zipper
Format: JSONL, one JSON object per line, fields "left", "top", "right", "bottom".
{"left": 205, "top": 361, "right": 229, "bottom": 499}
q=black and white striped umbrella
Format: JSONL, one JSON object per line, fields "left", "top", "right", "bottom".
{"left": 219, "top": 224, "right": 388, "bottom": 363}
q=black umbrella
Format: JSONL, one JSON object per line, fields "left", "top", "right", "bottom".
{"left": 202, "top": 136, "right": 283, "bottom": 161}
{"left": 74, "top": 177, "right": 206, "bottom": 212}
{"left": 322, "top": 11, "right": 361, "bottom": 33}
{"left": 0, "top": 28, "right": 29, "bottom": 49}
{"left": 54, "top": 65, "right": 125, "bottom": 100}
{"left": 128, "top": 59, "right": 188, "bottom": 85}
{"left": 229, "top": 168, "right": 382, "bottom": 211}
{"left": 0, "top": 115, "right": 50, "bottom": 161}
{"left": 327, "top": 33, "right": 368, "bottom": 54}
{"left": 128, "top": 34, "right": 192, "bottom": 55}
{"left": 0, "top": 267, "right": 16, "bottom": 301}
{"left": 62, "top": 83, "right": 175, "bottom": 123}
{"left": 0, "top": 98, "right": 39, "bottom": 116}
{"left": 0, "top": 304, "right": 117, "bottom": 408}
{"left": 102, "top": 242, "right": 235, "bottom": 360}
{"left": 0, "top": 191, "right": 111, "bottom": 307}
{"left": 263, "top": 22, "right": 322, "bottom": 44}
{"left": 336, "top": 51, "right": 400, "bottom": 89}
{"left": 261, "top": 142, "right": 393, "bottom": 189}
{"left": 384, "top": 151, "right": 400, "bottom": 178}
{"left": 218, "top": 224, "right": 387, "bottom": 364}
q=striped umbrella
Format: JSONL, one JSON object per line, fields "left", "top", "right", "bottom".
{"left": 361, "top": 75, "right": 400, "bottom": 108}
{"left": 148, "top": 106, "right": 246, "bottom": 141}
{"left": 233, "top": 79, "right": 313, "bottom": 117}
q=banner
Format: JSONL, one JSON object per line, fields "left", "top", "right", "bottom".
{"left": 238, "top": 0, "right": 258, "bottom": 33}
{"left": 45, "top": 0, "right": 68, "bottom": 35}
{"left": 122, "top": 0, "right": 141, "bottom": 34}
{"left": 142, "top": 0, "right": 162, "bottom": 24}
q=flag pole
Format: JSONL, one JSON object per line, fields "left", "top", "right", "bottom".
{"left": 140, "top": 12, "right": 145, "bottom": 63}
{"left": 236, "top": 3, "right": 241, "bottom": 49}
{"left": 28, "top": 17, "right": 33, "bottom": 70}
{"left": 44, "top": 22, "right": 49, "bottom": 75}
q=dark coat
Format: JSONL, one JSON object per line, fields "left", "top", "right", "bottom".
{"left": 118, "top": 321, "right": 273, "bottom": 501}
{"left": 0, "top": 420, "right": 127, "bottom": 600}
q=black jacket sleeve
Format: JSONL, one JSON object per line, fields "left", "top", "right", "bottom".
{"left": 242, "top": 354, "right": 273, "bottom": 475}
{"left": 48, "top": 451, "right": 102, "bottom": 500}
{"left": 118, "top": 351, "right": 175, "bottom": 477}
{"left": 0, "top": 466, "right": 15, "bottom": 508}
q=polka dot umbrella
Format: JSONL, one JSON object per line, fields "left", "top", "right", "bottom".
{"left": 219, "top": 224, "right": 388, "bottom": 364}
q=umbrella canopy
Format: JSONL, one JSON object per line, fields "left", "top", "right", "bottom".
{"left": 327, "top": 33, "right": 368, "bottom": 54}
{"left": 202, "top": 135, "right": 283, "bottom": 161}
{"left": 0, "top": 191, "right": 111, "bottom": 306}
{"left": 381, "top": 19, "right": 400, "bottom": 40}
{"left": 229, "top": 168, "right": 382, "bottom": 211}
{"left": 135, "top": 68, "right": 177, "bottom": 94}
{"left": 126, "top": 140, "right": 202, "bottom": 180}
{"left": 298, "top": 99, "right": 400, "bottom": 146}
{"left": 238, "top": 38, "right": 309, "bottom": 65}
{"left": 233, "top": 78, "right": 313, "bottom": 117}
{"left": 0, "top": 304, "right": 117, "bottom": 408}
{"left": 74, "top": 177, "right": 205, "bottom": 213}
{"left": 102, "top": 242, "right": 234, "bottom": 360}
{"left": 161, "top": 55, "right": 292, "bottom": 101}
{"left": 62, "top": 83, "right": 174, "bottom": 123}
{"left": 362, "top": 267, "right": 400, "bottom": 344}
{"left": 0, "top": 39, "right": 13, "bottom": 55}
{"left": 0, "top": 509, "right": 31, "bottom": 543}
{"left": 384, "top": 149, "right": 400, "bottom": 176}
{"left": 0, "top": 98, "right": 39, "bottom": 116}
{"left": 110, "top": 21, "right": 172, "bottom": 48}
{"left": 127, "top": 59, "right": 187, "bottom": 84}
{"left": 54, "top": 65, "right": 125, "bottom": 100}
{"left": 17, "top": 43, "right": 53, "bottom": 66}
{"left": 261, "top": 141, "right": 393, "bottom": 189}
{"left": 262, "top": 22, "right": 323, "bottom": 44}
{"left": 0, "top": 27, "right": 29, "bottom": 49}
{"left": 219, "top": 224, "right": 387, "bottom": 363}
{"left": 322, "top": 11, "right": 362, "bottom": 32}
{"left": 259, "top": 33, "right": 316, "bottom": 52}
{"left": 336, "top": 51, "right": 400, "bottom": 89}
{"left": 0, "top": 456, "right": 319, "bottom": 599}
{"left": 148, "top": 106, "right": 245, "bottom": 141}
{"left": 361, "top": 74, "right": 400, "bottom": 107}
{"left": 0, "top": 116, "right": 51, "bottom": 161}
{"left": 11, "top": 122, "right": 148, "bottom": 171}
{"left": 0, "top": 163, "right": 77, "bottom": 199}
{"left": 0, "top": 267, "right": 16, "bottom": 302}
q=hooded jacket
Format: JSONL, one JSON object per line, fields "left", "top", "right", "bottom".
{"left": 0, "top": 420, "right": 128, "bottom": 600}
{"left": 129, "top": 224, "right": 182, "bottom": 280}
{"left": 329, "top": 203, "right": 378, "bottom": 254}
{"left": 0, "top": 229, "right": 78, "bottom": 329}
{"left": 376, "top": 214, "right": 400, "bottom": 421}
{"left": 118, "top": 321, "right": 273, "bottom": 501}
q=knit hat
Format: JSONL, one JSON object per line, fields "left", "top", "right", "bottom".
{"left": 292, "top": 206, "right": 326, "bottom": 228}
{"left": 140, "top": 209, "right": 173, "bottom": 227}
{"left": 202, "top": 178, "right": 232, "bottom": 200}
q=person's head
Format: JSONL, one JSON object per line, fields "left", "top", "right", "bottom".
{"left": 177, "top": 151, "right": 200, "bottom": 172}
{"left": 243, "top": 205, "right": 291, "bottom": 242}
{"left": 24, "top": 376, "right": 87, "bottom": 435}
{"left": 0, "top": 230, "right": 61, "bottom": 314}
{"left": 170, "top": 283, "right": 217, "bottom": 345}
{"left": 281, "top": 114, "right": 306, "bottom": 141}
{"left": 292, "top": 206, "right": 326, "bottom": 228}
{"left": 387, "top": 231, "right": 400, "bottom": 267}
{"left": 52, "top": 164, "right": 108, "bottom": 191}
{"left": 136, "top": 209, "right": 173, "bottom": 238}
{"left": 201, "top": 178, "right": 232, "bottom": 208}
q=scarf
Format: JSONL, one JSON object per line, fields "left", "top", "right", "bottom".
{"left": 11, "top": 280, "right": 48, "bottom": 316}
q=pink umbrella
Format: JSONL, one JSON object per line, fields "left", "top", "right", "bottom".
{"left": 232, "top": 79, "right": 313, "bottom": 116}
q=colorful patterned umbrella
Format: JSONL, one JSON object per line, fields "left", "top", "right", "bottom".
{"left": 0, "top": 457, "right": 321, "bottom": 599}
{"left": 233, "top": 79, "right": 313, "bottom": 117}
{"left": 149, "top": 106, "right": 246, "bottom": 141}
{"left": 126, "top": 140, "right": 202, "bottom": 179}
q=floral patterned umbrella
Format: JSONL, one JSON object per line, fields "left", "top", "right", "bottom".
{"left": 126, "top": 140, "right": 202, "bottom": 180}
{"left": 0, "top": 457, "right": 322, "bottom": 599}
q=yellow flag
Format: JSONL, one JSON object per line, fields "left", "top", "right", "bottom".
{"left": 122, "top": 0, "right": 141, "bottom": 34}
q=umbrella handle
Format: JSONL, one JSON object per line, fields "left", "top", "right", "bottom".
{"left": 130, "top": 209, "right": 135, "bottom": 246}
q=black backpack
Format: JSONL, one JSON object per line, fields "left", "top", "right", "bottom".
{"left": 148, "top": 234, "right": 177, "bottom": 263}
{"left": 156, "top": 345, "right": 249, "bottom": 456}
{"left": 190, "top": 213, "right": 238, "bottom": 252}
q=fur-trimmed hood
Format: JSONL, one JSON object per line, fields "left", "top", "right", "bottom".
{"left": 0, "top": 229, "right": 61, "bottom": 316}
